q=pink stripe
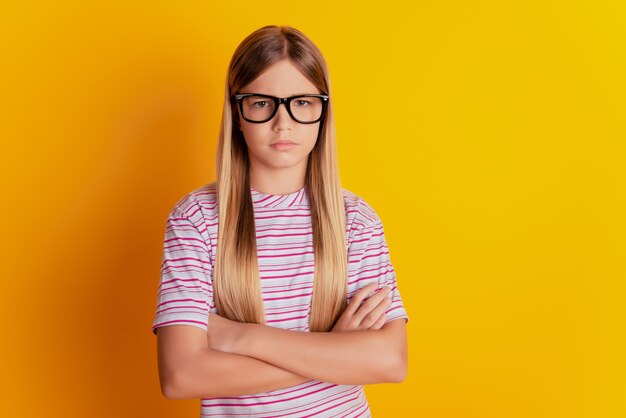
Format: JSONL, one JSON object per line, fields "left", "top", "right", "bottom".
{"left": 202, "top": 382, "right": 347, "bottom": 408}
{"left": 151, "top": 182, "right": 409, "bottom": 416}
{"left": 155, "top": 306, "right": 206, "bottom": 315}
{"left": 255, "top": 213, "right": 313, "bottom": 220}
{"left": 272, "top": 386, "right": 363, "bottom": 417}
{"left": 265, "top": 303, "right": 310, "bottom": 312}
{"left": 300, "top": 390, "right": 363, "bottom": 417}
{"left": 154, "top": 318, "right": 206, "bottom": 328}
{"left": 155, "top": 297, "right": 205, "bottom": 308}
{"left": 265, "top": 314, "right": 308, "bottom": 324}
{"left": 162, "top": 255, "right": 212, "bottom": 267}
{"left": 337, "top": 397, "right": 369, "bottom": 418}
{"left": 257, "top": 250, "right": 314, "bottom": 259}
{"left": 256, "top": 231, "right": 313, "bottom": 239}
{"left": 264, "top": 307, "right": 307, "bottom": 318}
{"left": 256, "top": 224, "right": 312, "bottom": 232}
{"left": 163, "top": 243, "right": 207, "bottom": 253}
{"left": 202, "top": 382, "right": 332, "bottom": 408}
{"left": 160, "top": 277, "right": 209, "bottom": 286}
{"left": 257, "top": 262, "right": 315, "bottom": 273}
{"left": 263, "top": 291, "right": 313, "bottom": 302}
{"left": 163, "top": 235, "right": 205, "bottom": 245}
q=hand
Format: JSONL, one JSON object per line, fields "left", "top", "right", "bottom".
{"left": 331, "top": 283, "right": 392, "bottom": 332}
{"left": 206, "top": 312, "right": 242, "bottom": 354}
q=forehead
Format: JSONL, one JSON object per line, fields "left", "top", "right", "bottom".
{"left": 241, "top": 59, "right": 321, "bottom": 96}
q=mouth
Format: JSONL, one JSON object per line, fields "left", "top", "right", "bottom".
{"left": 270, "top": 140, "right": 297, "bottom": 151}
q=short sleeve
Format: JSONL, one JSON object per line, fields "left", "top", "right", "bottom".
{"left": 349, "top": 206, "right": 409, "bottom": 325}
{"left": 151, "top": 201, "right": 214, "bottom": 335}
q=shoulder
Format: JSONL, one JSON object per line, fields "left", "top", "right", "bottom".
{"left": 172, "top": 183, "right": 382, "bottom": 229}
{"left": 168, "top": 181, "right": 218, "bottom": 222}
{"left": 342, "top": 187, "right": 385, "bottom": 242}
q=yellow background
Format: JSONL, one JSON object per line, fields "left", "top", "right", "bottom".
{"left": 1, "top": 1, "right": 624, "bottom": 417}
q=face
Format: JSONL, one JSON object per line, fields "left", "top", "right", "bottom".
{"left": 236, "top": 59, "right": 323, "bottom": 174}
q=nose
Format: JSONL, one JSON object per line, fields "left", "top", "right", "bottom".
{"left": 272, "top": 102, "right": 292, "bottom": 128}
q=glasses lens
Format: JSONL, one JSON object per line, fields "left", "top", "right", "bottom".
{"left": 290, "top": 96, "right": 324, "bottom": 123}
{"left": 241, "top": 95, "right": 276, "bottom": 122}
{"left": 240, "top": 95, "right": 324, "bottom": 123}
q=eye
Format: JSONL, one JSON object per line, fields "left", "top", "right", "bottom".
{"left": 252, "top": 100, "right": 270, "bottom": 108}
{"left": 294, "top": 99, "right": 311, "bottom": 107}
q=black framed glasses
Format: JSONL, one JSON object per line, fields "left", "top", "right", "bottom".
{"left": 232, "top": 93, "right": 329, "bottom": 124}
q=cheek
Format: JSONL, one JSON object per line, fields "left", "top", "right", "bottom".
{"left": 303, "top": 125, "right": 322, "bottom": 145}
{"left": 241, "top": 125, "right": 268, "bottom": 144}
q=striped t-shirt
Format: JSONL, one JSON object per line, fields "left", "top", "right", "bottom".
{"left": 151, "top": 181, "right": 409, "bottom": 417}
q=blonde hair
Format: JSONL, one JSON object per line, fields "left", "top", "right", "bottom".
{"left": 213, "top": 25, "right": 347, "bottom": 332}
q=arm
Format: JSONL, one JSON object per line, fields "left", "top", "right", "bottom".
{"left": 157, "top": 324, "right": 313, "bottom": 399}
{"left": 207, "top": 313, "right": 407, "bottom": 386}
{"left": 159, "top": 284, "right": 400, "bottom": 399}
{"left": 153, "top": 202, "right": 311, "bottom": 398}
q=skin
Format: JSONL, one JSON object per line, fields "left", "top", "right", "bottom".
{"left": 213, "top": 59, "right": 407, "bottom": 383}
{"left": 156, "top": 59, "right": 408, "bottom": 399}
{"left": 237, "top": 58, "right": 321, "bottom": 195}
{"left": 204, "top": 283, "right": 408, "bottom": 385}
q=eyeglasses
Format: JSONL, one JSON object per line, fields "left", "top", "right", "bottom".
{"left": 231, "top": 93, "right": 329, "bottom": 124}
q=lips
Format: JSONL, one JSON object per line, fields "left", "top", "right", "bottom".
{"left": 270, "top": 140, "right": 297, "bottom": 151}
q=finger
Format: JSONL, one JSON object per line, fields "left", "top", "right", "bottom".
{"left": 352, "top": 289, "right": 389, "bottom": 328}
{"left": 369, "top": 312, "right": 387, "bottom": 330}
{"left": 344, "top": 284, "right": 389, "bottom": 329}
{"left": 359, "top": 293, "right": 392, "bottom": 328}
{"left": 344, "top": 283, "right": 379, "bottom": 317}
{"left": 359, "top": 286, "right": 391, "bottom": 313}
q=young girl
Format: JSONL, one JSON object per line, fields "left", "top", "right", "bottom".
{"left": 152, "top": 25, "right": 409, "bottom": 417}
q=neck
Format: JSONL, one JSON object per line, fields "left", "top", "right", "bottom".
{"left": 249, "top": 163, "right": 307, "bottom": 195}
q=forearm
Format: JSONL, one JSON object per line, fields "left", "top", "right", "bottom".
{"left": 233, "top": 325, "right": 396, "bottom": 385}
{"left": 173, "top": 347, "right": 312, "bottom": 399}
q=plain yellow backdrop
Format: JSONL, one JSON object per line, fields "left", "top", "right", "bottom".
{"left": 1, "top": 1, "right": 624, "bottom": 417}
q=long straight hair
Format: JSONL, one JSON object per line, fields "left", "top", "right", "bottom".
{"left": 213, "top": 25, "right": 347, "bottom": 332}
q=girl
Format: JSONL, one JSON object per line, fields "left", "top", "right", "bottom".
{"left": 152, "top": 25, "right": 409, "bottom": 417}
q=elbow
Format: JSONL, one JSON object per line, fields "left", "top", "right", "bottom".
{"left": 387, "top": 349, "right": 408, "bottom": 383}
{"left": 394, "top": 358, "right": 408, "bottom": 383}
{"left": 160, "top": 367, "right": 199, "bottom": 400}
{"left": 158, "top": 357, "right": 183, "bottom": 399}
{"left": 161, "top": 384, "right": 177, "bottom": 400}
{"left": 160, "top": 373, "right": 185, "bottom": 400}
{"left": 161, "top": 367, "right": 219, "bottom": 400}
{"left": 387, "top": 357, "right": 407, "bottom": 383}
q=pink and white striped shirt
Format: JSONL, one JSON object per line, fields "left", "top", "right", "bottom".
{"left": 151, "top": 181, "right": 409, "bottom": 417}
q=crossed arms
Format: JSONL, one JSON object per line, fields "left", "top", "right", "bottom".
{"left": 156, "top": 285, "right": 408, "bottom": 399}
{"left": 157, "top": 317, "right": 407, "bottom": 399}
